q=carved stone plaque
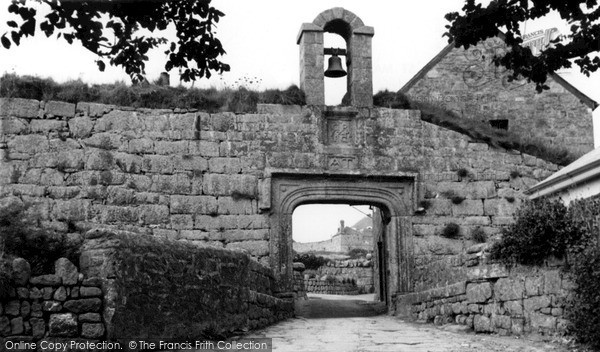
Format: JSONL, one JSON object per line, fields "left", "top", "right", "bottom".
{"left": 327, "top": 155, "right": 358, "bottom": 170}
{"left": 327, "top": 119, "right": 354, "bottom": 145}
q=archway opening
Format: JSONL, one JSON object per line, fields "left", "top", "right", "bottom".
{"left": 291, "top": 203, "right": 389, "bottom": 318}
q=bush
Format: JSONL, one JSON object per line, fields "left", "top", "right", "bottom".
{"left": 441, "top": 223, "right": 461, "bottom": 239}
{"left": 490, "top": 198, "right": 585, "bottom": 265}
{"left": 347, "top": 248, "right": 369, "bottom": 259}
{"left": 373, "top": 90, "right": 411, "bottom": 109}
{"left": 0, "top": 204, "right": 80, "bottom": 275}
{"left": 471, "top": 227, "right": 487, "bottom": 243}
{"left": 567, "top": 245, "right": 600, "bottom": 350}
{"left": 293, "top": 253, "right": 328, "bottom": 270}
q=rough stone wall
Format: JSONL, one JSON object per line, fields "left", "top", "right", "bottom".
{"left": 0, "top": 257, "right": 105, "bottom": 344}
{"left": 314, "top": 259, "right": 373, "bottom": 293}
{"left": 394, "top": 262, "right": 572, "bottom": 336}
{"left": 303, "top": 279, "right": 359, "bottom": 295}
{"left": 0, "top": 98, "right": 559, "bottom": 275}
{"left": 79, "top": 228, "right": 293, "bottom": 340}
{"left": 404, "top": 37, "right": 594, "bottom": 156}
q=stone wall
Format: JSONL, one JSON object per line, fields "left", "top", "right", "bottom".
{"left": 395, "top": 263, "right": 572, "bottom": 336}
{"left": 80, "top": 228, "right": 292, "bottom": 340}
{"left": 0, "top": 97, "right": 562, "bottom": 296}
{"left": 403, "top": 37, "right": 595, "bottom": 156}
{"left": 303, "top": 279, "right": 359, "bottom": 295}
{"left": 394, "top": 242, "right": 572, "bottom": 336}
{"left": 314, "top": 259, "right": 373, "bottom": 293}
{"left": 0, "top": 257, "right": 105, "bottom": 345}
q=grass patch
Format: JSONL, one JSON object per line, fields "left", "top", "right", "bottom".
{"left": 0, "top": 73, "right": 305, "bottom": 113}
{"left": 373, "top": 90, "right": 577, "bottom": 166}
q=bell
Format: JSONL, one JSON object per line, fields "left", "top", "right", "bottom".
{"left": 324, "top": 55, "right": 347, "bottom": 78}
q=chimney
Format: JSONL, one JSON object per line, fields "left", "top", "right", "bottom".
{"left": 158, "top": 72, "right": 170, "bottom": 86}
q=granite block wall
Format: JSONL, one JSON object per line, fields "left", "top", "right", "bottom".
{"left": 404, "top": 37, "right": 595, "bottom": 156}
{"left": 394, "top": 243, "right": 572, "bottom": 336}
{"left": 0, "top": 256, "right": 105, "bottom": 346}
{"left": 0, "top": 98, "right": 560, "bottom": 285}
{"left": 79, "top": 228, "right": 293, "bottom": 340}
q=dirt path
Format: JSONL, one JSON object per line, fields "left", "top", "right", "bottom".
{"left": 244, "top": 294, "right": 570, "bottom": 352}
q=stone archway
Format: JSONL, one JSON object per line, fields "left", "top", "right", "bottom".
{"left": 268, "top": 172, "right": 414, "bottom": 305}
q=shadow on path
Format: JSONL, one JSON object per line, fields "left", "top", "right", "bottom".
{"left": 294, "top": 294, "right": 387, "bottom": 319}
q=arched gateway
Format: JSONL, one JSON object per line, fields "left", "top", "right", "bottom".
{"left": 268, "top": 172, "right": 415, "bottom": 304}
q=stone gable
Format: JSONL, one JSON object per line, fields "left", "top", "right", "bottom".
{"left": 402, "top": 36, "right": 596, "bottom": 157}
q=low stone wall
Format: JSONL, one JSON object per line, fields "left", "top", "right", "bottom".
{"left": 303, "top": 279, "right": 359, "bottom": 295}
{"left": 394, "top": 263, "right": 573, "bottom": 335}
{"left": 316, "top": 259, "right": 373, "bottom": 293}
{"left": 292, "top": 263, "right": 307, "bottom": 300}
{"left": 80, "top": 228, "right": 293, "bottom": 340}
{"left": 0, "top": 257, "right": 105, "bottom": 344}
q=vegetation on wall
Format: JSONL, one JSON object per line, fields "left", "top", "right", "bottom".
{"left": 293, "top": 253, "right": 328, "bottom": 270}
{"left": 0, "top": 74, "right": 305, "bottom": 113}
{"left": 0, "top": 74, "right": 577, "bottom": 167}
{"left": 488, "top": 196, "right": 600, "bottom": 349}
{"left": 0, "top": 203, "right": 80, "bottom": 275}
{"left": 441, "top": 222, "right": 461, "bottom": 239}
{"left": 347, "top": 248, "right": 369, "bottom": 259}
{"left": 372, "top": 90, "right": 577, "bottom": 166}
{"left": 489, "top": 198, "right": 584, "bottom": 265}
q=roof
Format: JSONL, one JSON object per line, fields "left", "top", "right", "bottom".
{"left": 351, "top": 216, "right": 372, "bottom": 230}
{"left": 526, "top": 147, "right": 600, "bottom": 198}
{"left": 400, "top": 34, "right": 598, "bottom": 110}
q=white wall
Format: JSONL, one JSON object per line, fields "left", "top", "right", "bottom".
{"left": 594, "top": 108, "right": 600, "bottom": 149}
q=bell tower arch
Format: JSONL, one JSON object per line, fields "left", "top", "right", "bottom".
{"left": 297, "top": 8, "right": 374, "bottom": 107}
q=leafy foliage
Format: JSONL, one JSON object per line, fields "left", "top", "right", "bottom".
{"left": 567, "top": 245, "right": 600, "bottom": 350}
{"left": 490, "top": 198, "right": 585, "bottom": 265}
{"left": 293, "top": 253, "right": 328, "bottom": 270}
{"left": 1, "top": 0, "right": 230, "bottom": 82}
{"left": 445, "top": 1, "right": 600, "bottom": 92}
{"left": 347, "top": 248, "right": 369, "bottom": 259}
{"left": 0, "top": 203, "right": 80, "bottom": 275}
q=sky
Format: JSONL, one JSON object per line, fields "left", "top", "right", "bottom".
{"left": 1, "top": 1, "right": 599, "bottom": 242}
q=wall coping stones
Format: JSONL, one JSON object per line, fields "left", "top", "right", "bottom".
{"left": 45, "top": 101, "right": 75, "bottom": 118}
{"left": 0, "top": 98, "right": 40, "bottom": 118}
{"left": 81, "top": 227, "right": 274, "bottom": 279}
{"left": 467, "top": 264, "right": 509, "bottom": 281}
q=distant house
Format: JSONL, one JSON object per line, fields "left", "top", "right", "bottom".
{"left": 526, "top": 147, "right": 600, "bottom": 205}
{"left": 401, "top": 33, "right": 598, "bottom": 157}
